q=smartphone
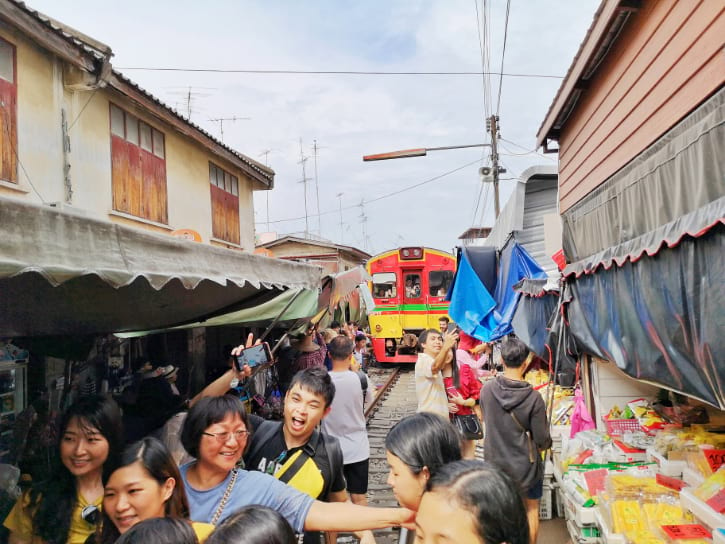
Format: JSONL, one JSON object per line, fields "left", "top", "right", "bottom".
{"left": 234, "top": 342, "right": 272, "bottom": 371}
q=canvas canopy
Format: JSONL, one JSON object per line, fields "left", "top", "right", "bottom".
{"left": 0, "top": 198, "right": 321, "bottom": 336}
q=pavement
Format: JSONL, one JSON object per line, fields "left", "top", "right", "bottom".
{"left": 538, "top": 517, "right": 572, "bottom": 543}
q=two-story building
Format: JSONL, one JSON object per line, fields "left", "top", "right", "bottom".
{"left": 256, "top": 235, "right": 371, "bottom": 275}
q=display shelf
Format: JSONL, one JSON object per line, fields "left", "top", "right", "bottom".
{"left": 562, "top": 486, "right": 598, "bottom": 526}
{"left": 713, "top": 527, "right": 725, "bottom": 544}
{"left": 680, "top": 487, "right": 725, "bottom": 531}
{"left": 645, "top": 446, "right": 686, "bottom": 477}
{"left": 683, "top": 466, "right": 706, "bottom": 488}
{"left": 566, "top": 518, "right": 602, "bottom": 544}
{"left": 594, "top": 508, "right": 627, "bottom": 544}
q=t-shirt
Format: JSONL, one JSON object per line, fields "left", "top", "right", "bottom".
{"left": 322, "top": 371, "right": 371, "bottom": 464}
{"left": 3, "top": 489, "right": 102, "bottom": 544}
{"left": 244, "top": 421, "right": 345, "bottom": 544}
{"left": 415, "top": 352, "right": 449, "bottom": 419}
{"left": 180, "top": 463, "right": 314, "bottom": 534}
{"left": 244, "top": 421, "right": 346, "bottom": 501}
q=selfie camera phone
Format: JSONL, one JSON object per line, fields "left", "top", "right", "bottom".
{"left": 235, "top": 342, "right": 272, "bottom": 371}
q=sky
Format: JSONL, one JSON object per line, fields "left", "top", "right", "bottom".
{"left": 28, "top": 0, "right": 600, "bottom": 256}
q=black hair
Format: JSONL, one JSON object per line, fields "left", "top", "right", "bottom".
{"left": 96, "top": 437, "right": 190, "bottom": 543}
{"left": 417, "top": 328, "right": 442, "bottom": 353}
{"left": 439, "top": 316, "right": 450, "bottom": 323}
{"left": 328, "top": 336, "right": 353, "bottom": 360}
{"left": 181, "top": 396, "right": 250, "bottom": 459}
{"left": 385, "top": 413, "right": 461, "bottom": 475}
{"left": 450, "top": 348, "right": 461, "bottom": 389}
{"left": 206, "top": 505, "right": 296, "bottom": 544}
{"left": 28, "top": 395, "right": 123, "bottom": 544}
{"left": 425, "top": 460, "right": 529, "bottom": 544}
{"left": 113, "top": 517, "right": 198, "bottom": 544}
{"left": 330, "top": 320, "right": 341, "bottom": 329}
{"left": 500, "top": 337, "right": 530, "bottom": 369}
{"left": 287, "top": 367, "right": 335, "bottom": 408}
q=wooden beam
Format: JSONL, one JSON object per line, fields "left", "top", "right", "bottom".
{"left": 0, "top": 2, "right": 96, "bottom": 72}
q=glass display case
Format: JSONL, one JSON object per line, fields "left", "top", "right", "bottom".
{"left": 0, "top": 361, "right": 27, "bottom": 463}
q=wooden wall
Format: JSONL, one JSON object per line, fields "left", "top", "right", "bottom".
{"left": 558, "top": 0, "right": 725, "bottom": 213}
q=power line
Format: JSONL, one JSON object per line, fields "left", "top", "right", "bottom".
{"left": 256, "top": 158, "right": 481, "bottom": 225}
{"left": 116, "top": 66, "right": 564, "bottom": 79}
{"left": 496, "top": 0, "right": 511, "bottom": 115}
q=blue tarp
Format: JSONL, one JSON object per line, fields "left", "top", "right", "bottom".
{"left": 448, "top": 242, "right": 546, "bottom": 342}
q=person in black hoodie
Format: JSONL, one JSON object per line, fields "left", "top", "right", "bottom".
{"left": 480, "top": 337, "right": 551, "bottom": 544}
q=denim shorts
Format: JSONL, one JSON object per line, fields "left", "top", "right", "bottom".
{"left": 526, "top": 478, "right": 544, "bottom": 500}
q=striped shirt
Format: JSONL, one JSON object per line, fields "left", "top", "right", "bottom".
{"left": 415, "top": 352, "right": 449, "bottom": 419}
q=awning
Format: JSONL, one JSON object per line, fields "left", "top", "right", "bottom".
{"left": 0, "top": 198, "right": 322, "bottom": 336}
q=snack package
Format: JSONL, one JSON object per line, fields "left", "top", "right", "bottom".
{"left": 692, "top": 466, "right": 725, "bottom": 501}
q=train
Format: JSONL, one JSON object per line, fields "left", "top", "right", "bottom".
{"left": 366, "top": 247, "right": 456, "bottom": 364}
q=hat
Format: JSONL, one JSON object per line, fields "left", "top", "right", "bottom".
{"left": 161, "top": 365, "right": 178, "bottom": 379}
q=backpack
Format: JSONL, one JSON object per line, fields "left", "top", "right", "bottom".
{"left": 357, "top": 370, "right": 368, "bottom": 407}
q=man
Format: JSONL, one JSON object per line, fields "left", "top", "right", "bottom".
{"left": 414, "top": 328, "right": 459, "bottom": 419}
{"left": 352, "top": 333, "right": 367, "bottom": 371}
{"left": 480, "top": 337, "right": 552, "bottom": 544}
{"left": 321, "top": 337, "right": 371, "bottom": 510}
{"left": 438, "top": 316, "right": 450, "bottom": 334}
{"left": 245, "top": 367, "right": 373, "bottom": 544}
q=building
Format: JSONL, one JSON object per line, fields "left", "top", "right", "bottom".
{"left": 537, "top": 0, "right": 724, "bottom": 411}
{"left": 256, "top": 235, "right": 371, "bottom": 275}
{"left": 0, "top": 0, "right": 272, "bottom": 251}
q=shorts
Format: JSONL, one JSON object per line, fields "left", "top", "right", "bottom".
{"left": 526, "top": 478, "right": 543, "bottom": 500}
{"left": 343, "top": 459, "right": 369, "bottom": 495}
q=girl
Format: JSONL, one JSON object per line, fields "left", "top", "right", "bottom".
{"left": 205, "top": 506, "right": 295, "bottom": 544}
{"left": 416, "top": 460, "right": 529, "bottom": 544}
{"left": 113, "top": 518, "right": 198, "bottom": 544}
{"left": 442, "top": 349, "right": 481, "bottom": 459}
{"left": 91, "top": 437, "right": 213, "bottom": 543}
{"left": 4, "top": 395, "right": 123, "bottom": 544}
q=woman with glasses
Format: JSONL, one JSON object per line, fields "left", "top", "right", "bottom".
{"left": 384, "top": 412, "right": 462, "bottom": 543}
{"left": 4, "top": 394, "right": 123, "bottom": 544}
{"left": 89, "top": 437, "right": 213, "bottom": 543}
{"left": 180, "top": 396, "right": 414, "bottom": 537}
{"left": 416, "top": 460, "right": 529, "bottom": 544}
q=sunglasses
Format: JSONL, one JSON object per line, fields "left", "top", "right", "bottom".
{"left": 81, "top": 504, "right": 100, "bottom": 525}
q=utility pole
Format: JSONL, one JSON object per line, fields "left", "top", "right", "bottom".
{"left": 336, "top": 192, "right": 344, "bottom": 243}
{"left": 312, "top": 140, "right": 322, "bottom": 237}
{"left": 487, "top": 115, "right": 506, "bottom": 218}
{"left": 298, "top": 140, "right": 311, "bottom": 238}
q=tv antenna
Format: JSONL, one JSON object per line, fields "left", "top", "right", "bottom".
{"left": 298, "top": 140, "right": 312, "bottom": 238}
{"left": 164, "top": 86, "right": 214, "bottom": 120}
{"left": 259, "top": 149, "right": 274, "bottom": 232}
{"left": 208, "top": 116, "right": 251, "bottom": 142}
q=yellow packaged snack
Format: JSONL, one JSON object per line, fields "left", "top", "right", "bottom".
{"left": 612, "top": 500, "right": 645, "bottom": 534}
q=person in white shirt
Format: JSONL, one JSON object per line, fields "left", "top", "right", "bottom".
{"left": 322, "top": 336, "right": 372, "bottom": 508}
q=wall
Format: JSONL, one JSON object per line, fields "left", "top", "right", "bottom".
{"left": 558, "top": 1, "right": 725, "bottom": 213}
{"left": 0, "top": 27, "right": 258, "bottom": 250}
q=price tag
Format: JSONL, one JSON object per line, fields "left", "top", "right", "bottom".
{"left": 583, "top": 468, "right": 608, "bottom": 496}
{"left": 656, "top": 473, "right": 685, "bottom": 491}
{"left": 660, "top": 524, "right": 711, "bottom": 539}
{"left": 703, "top": 448, "right": 725, "bottom": 472}
{"left": 705, "top": 488, "right": 725, "bottom": 514}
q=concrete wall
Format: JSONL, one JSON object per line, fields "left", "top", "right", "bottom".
{"left": 0, "top": 26, "right": 257, "bottom": 250}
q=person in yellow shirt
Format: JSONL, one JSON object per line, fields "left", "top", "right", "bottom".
{"left": 88, "top": 437, "right": 213, "bottom": 543}
{"left": 4, "top": 395, "right": 124, "bottom": 544}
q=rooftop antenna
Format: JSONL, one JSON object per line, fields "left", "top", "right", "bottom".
{"left": 259, "top": 149, "right": 273, "bottom": 232}
{"left": 208, "top": 116, "right": 251, "bottom": 142}
{"left": 311, "top": 140, "right": 323, "bottom": 237}
{"left": 358, "top": 199, "right": 368, "bottom": 251}
{"left": 336, "top": 192, "right": 344, "bottom": 243}
{"left": 298, "top": 140, "right": 312, "bottom": 238}
{"left": 164, "top": 86, "right": 214, "bottom": 120}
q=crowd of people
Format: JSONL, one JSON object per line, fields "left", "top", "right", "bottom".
{"left": 3, "top": 318, "right": 549, "bottom": 544}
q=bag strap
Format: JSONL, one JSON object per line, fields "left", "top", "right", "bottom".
{"left": 510, "top": 411, "right": 536, "bottom": 463}
{"left": 210, "top": 468, "right": 238, "bottom": 525}
{"left": 245, "top": 421, "right": 279, "bottom": 465}
{"left": 276, "top": 449, "right": 311, "bottom": 484}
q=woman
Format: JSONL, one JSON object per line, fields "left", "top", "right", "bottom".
{"left": 205, "top": 506, "right": 295, "bottom": 544}
{"left": 416, "top": 460, "right": 529, "bottom": 544}
{"left": 4, "top": 395, "right": 123, "bottom": 544}
{"left": 384, "top": 412, "right": 462, "bottom": 543}
{"left": 90, "top": 437, "right": 213, "bottom": 543}
{"left": 180, "top": 396, "right": 413, "bottom": 535}
{"left": 442, "top": 349, "right": 480, "bottom": 459}
{"left": 113, "top": 518, "right": 198, "bottom": 544}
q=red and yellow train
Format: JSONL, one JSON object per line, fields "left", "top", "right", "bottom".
{"left": 366, "top": 247, "right": 455, "bottom": 364}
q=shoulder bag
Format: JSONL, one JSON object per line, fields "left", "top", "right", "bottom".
{"left": 453, "top": 413, "right": 483, "bottom": 440}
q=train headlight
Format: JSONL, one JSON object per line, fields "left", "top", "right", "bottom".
{"left": 375, "top": 324, "right": 382, "bottom": 332}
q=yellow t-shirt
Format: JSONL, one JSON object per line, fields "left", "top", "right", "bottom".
{"left": 3, "top": 489, "right": 103, "bottom": 544}
{"left": 192, "top": 521, "right": 215, "bottom": 542}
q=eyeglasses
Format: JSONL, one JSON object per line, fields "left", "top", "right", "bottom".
{"left": 202, "top": 430, "right": 250, "bottom": 443}
{"left": 81, "top": 504, "right": 99, "bottom": 525}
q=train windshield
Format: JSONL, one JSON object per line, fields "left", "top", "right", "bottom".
{"left": 372, "top": 272, "right": 397, "bottom": 298}
{"left": 429, "top": 270, "right": 453, "bottom": 297}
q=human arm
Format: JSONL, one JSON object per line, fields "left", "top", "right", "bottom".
{"left": 430, "top": 332, "right": 459, "bottom": 374}
{"left": 531, "top": 396, "right": 553, "bottom": 451}
{"left": 188, "top": 335, "right": 255, "bottom": 407}
{"left": 304, "top": 501, "right": 414, "bottom": 532}
{"left": 325, "top": 492, "right": 377, "bottom": 544}
{"left": 8, "top": 533, "right": 30, "bottom": 544}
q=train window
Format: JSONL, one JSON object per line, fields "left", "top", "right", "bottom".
{"left": 372, "top": 272, "right": 397, "bottom": 298}
{"left": 429, "top": 270, "right": 453, "bottom": 296}
{"left": 404, "top": 273, "right": 422, "bottom": 298}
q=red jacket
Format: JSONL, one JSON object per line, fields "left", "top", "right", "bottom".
{"left": 444, "top": 363, "right": 480, "bottom": 416}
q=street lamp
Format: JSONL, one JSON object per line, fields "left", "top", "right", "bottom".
{"left": 363, "top": 143, "right": 490, "bottom": 161}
